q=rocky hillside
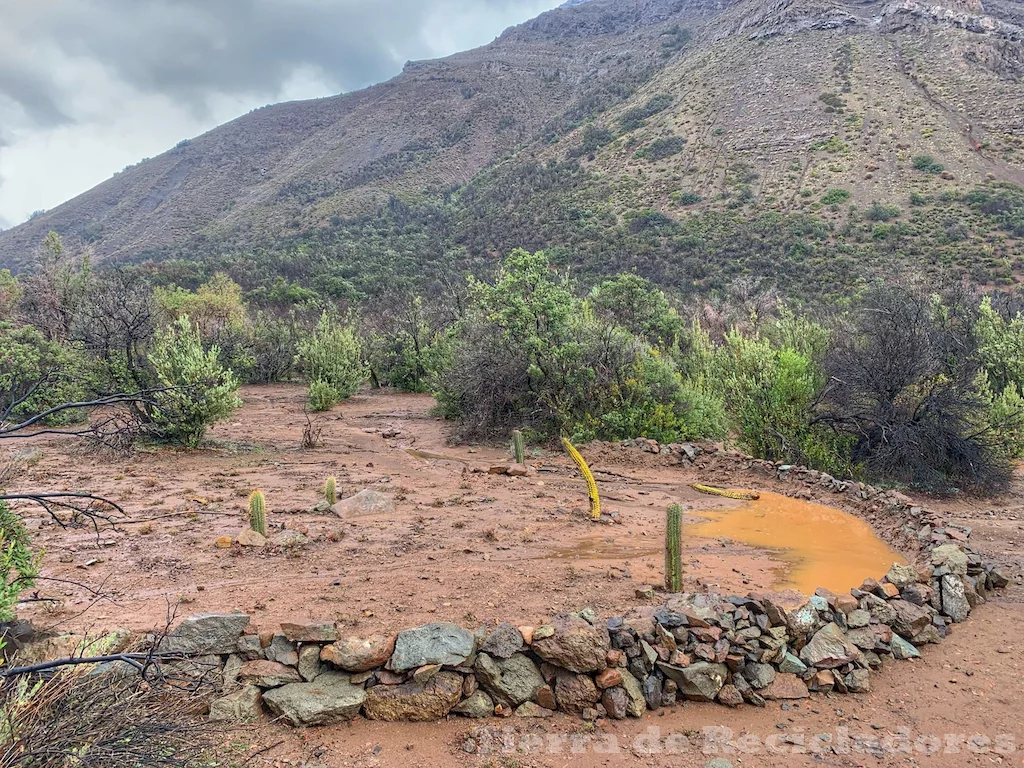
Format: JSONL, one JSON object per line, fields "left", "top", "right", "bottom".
{"left": 1, "top": 0, "right": 1023, "bottom": 292}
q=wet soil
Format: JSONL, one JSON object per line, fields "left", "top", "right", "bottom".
{"left": 6, "top": 385, "right": 1024, "bottom": 767}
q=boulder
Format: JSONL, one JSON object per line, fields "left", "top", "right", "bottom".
{"left": 321, "top": 635, "right": 396, "bottom": 672}
{"left": 262, "top": 672, "right": 366, "bottom": 726}
{"left": 846, "top": 609, "right": 871, "bottom": 629}
{"left": 554, "top": 669, "right": 601, "bottom": 715}
{"left": 331, "top": 490, "right": 395, "bottom": 517}
{"left": 473, "top": 653, "right": 544, "bottom": 709}
{"left": 889, "top": 600, "right": 933, "bottom": 639}
{"left": 451, "top": 690, "right": 494, "bottom": 718}
{"left": 238, "top": 660, "right": 302, "bottom": 688}
{"left": 363, "top": 671, "right": 463, "bottom": 721}
{"left": 531, "top": 614, "right": 610, "bottom": 673}
{"left": 762, "top": 673, "right": 809, "bottom": 700}
{"left": 209, "top": 685, "right": 263, "bottom": 722}
{"left": 480, "top": 623, "right": 524, "bottom": 659}
{"left": 799, "top": 623, "right": 863, "bottom": 669}
{"left": 165, "top": 613, "right": 250, "bottom": 654}
{"left": 778, "top": 652, "right": 807, "bottom": 675}
{"left": 786, "top": 603, "right": 821, "bottom": 639}
{"left": 931, "top": 544, "right": 968, "bottom": 575}
{"left": 885, "top": 563, "right": 919, "bottom": 589}
{"left": 658, "top": 661, "right": 727, "bottom": 702}
{"left": 389, "top": 623, "right": 474, "bottom": 671}
{"left": 717, "top": 684, "right": 743, "bottom": 708}
{"left": 265, "top": 634, "right": 298, "bottom": 666}
{"left": 941, "top": 574, "right": 971, "bottom": 623}
{"left": 595, "top": 668, "right": 623, "bottom": 689}
{"left": 642, "top": 674, "right": 662, "bottom": 710}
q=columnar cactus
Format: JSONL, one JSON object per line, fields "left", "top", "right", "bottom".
{"left": 248, "top": 490, "right": 267, "bottom": 535}
{"left": 512, "top": 430, "right": 526, "bottom": 464}
{"left": 324, "top": 476, "right": 338, "bottom": 505}
{"left": 561, "top": 436, "right": 601, "bottom": 521}
{"left": 665, "top": 503, "right": 683, "bottom": 592}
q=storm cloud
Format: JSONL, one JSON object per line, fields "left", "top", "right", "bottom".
{"left": 0, "top": 0, "right": 561, "bottom": 226}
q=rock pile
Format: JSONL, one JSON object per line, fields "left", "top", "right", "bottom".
{"left": 169, "top": 516, "right": 1009, "bottom": 726}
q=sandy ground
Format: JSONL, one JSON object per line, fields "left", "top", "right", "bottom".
{"left": 6, "top": 385, "right": 1024, "bottom": 767}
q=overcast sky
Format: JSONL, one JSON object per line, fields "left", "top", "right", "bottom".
{"left": 0, "top": 0, "right": 562, "bottom": 229}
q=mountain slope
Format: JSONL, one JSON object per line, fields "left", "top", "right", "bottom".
{"left": 1, "top": 0, "right": 1022, "bottom": 283}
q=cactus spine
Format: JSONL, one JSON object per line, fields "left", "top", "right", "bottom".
{"left": 324, "top": 476, "right": 337, "bottom": 505}
{"left": 561, "top": 436, "right": 601, "bottom": 520}
{"left": 665, "top": 503, "right": 683, "bottom": 592}
{"left": 248, "top": 490, "right": 267, "bottom": 535}
{"left": 512, "top": 430, "right": 526, "bottom": 464}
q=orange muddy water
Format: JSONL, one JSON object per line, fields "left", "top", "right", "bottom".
{"left": 687, "top": 490, "right": 906, "bottom": 595}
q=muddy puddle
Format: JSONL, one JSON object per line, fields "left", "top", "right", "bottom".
{"left": 687, "top": 490, "right": 905, "bottom": 595}
{"left": 404, "top": 448, "right": 466, "bottom": 464}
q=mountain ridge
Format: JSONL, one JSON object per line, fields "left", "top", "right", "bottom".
{"left": 1, "top": 0, "right": 1022, "bottom": 290}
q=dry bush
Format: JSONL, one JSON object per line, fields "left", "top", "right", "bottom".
{"left": 0, "top": 666, "right": 215, "bottom": 768}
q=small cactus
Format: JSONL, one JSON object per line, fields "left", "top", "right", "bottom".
{"left": 512, "top": 430, "right": 525, "bottom": 464}
{"left": 248, "top": 490, "right": 267, "bottom": 536}
{"left": 665, "top": 503, "right": 683, "bottom": 592}
{"left": 324, "top": 476, "right": 337, "bottom": 505}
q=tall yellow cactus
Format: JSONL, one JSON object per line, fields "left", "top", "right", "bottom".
{"left": 561, "top": 437, "right": 601, "bottom": 520}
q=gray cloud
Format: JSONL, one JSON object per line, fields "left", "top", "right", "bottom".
{"left": 0, "top": 0, "right": 560, "bottom": 224}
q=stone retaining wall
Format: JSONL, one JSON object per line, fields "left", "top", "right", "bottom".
{"left": 186, "top": 437, "right": 1008, "bottom": 726}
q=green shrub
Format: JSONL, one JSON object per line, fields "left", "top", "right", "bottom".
{"left": 821, "top": 188, "right": 851, "bottom": 205}
{"left": 912, "top": 155, "right": 945, "bottom": 174}
{"left": 0, "top": 500, "right": 39, "bottom": 622}
{"left": 298, "top": 313, "right": 366, "bottom": 403}
{"left": 671, "top": 191, "right": 702, "bottom": 205}
{"left": 866, "top": 201, "right": 901, "bottom": 221}
{"left": 148, "top": 315, "right": 242, "bottom": 447}
{"left": 0, "top": 323, "right": 88, "bottom": 427}
{"left": 634, "top": 136, "right": 687, "bottom": 161}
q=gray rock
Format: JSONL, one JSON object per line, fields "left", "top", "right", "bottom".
{"left": 778, "top": 652, "right": 807, "bottom": 675}
{"left": 931, "top": 544, "right": 968, "bottom": 575}
{"left": 262, "top": 672, "right": 366, "bottom": 725}
{"left": 389, "top": 623, "right": 475, "bottom": 671}
{"left": 941, "top": 574, "right": 971, "bottom": 623}
{"left": 861, "top": 594, "right": 897, "bottom": 625}
{"left": 890, "top": 635, "right": 920, "bottom": 660}
{"left": 239, "top": 660, "right": 302, "bottom": 688}
{"left": 222, "top": 654, "right": 244, "bottom": 692}
{"left": 799, "top": 623, "right": 863, "bottom": 669}
{"left": 473, "top": 652, "right": 544, "bottom": 708}
{"left": 808, "top": 595, "right": 829, "bottom": 612}
{"left": 165, "top": 613, "right": 249, "bottom": 654}
{"left": 844, "top": 668, "right": 871, "bottom": 693}
{"left": 742, "top": 662, "right": 776, "bottom": 689}
{"left": 266, "top": 633, "right": 298, "bottom": 666}
{"left": 889, "top": 599, "right": 933, "bottom": 639}
{"left": 619, "top": 671, "right": 647, "bottom": 717}
{"left": 554, "top": 669, "right": 601, "bottom": 715}
{"left": 911, "top": 625, "right": 942, "bottom": 645}
{"left": 602, "top": 686, "right": 629, "bottom": 719}
{"left": 237, "top": 634, "right": 264, "bottom": 660}
{"left": 515, "top": 701, "right": 554, "bottom": 718}
{"left": 452, "top": 690, "right": 494, "bottom": 718}
{"left": 363, "top": 671, "right": 463, "bottom": 721}
{"left": 705, "top": 760, "right": 735, "bottom": 768}
{"left": 846, "top": 609, "right": 871, "bottom": 629}
{"left": 280, "top": 622, "right": 338, "bottom": 643}
{"left": 298, "top": 645, "right": 322, "bottom": 682}
{"left": 658, "top": 661, "right": 727, "bottom": 702}
{"left": 209, "top": 685, "right": 263, "bottom": 722}
{"left": 331, "top": 489, "right": 395, "bottom": 517}
{"left": 642, "top": 674, "right": 662, "bottom": 711}
{"left": 885, "top": 563, "right": 919, "bottom": 589}
{"left": 531, "top": 613, "right": 610, "bottom": 673}
{"left": 480, "top": 623, "right": 524, "bottom": 659}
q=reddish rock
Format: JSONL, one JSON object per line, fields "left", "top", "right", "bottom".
{"left": 690, "top": 626, "right": 722, "bottom": 643}
{"left": 238, "top": 660, "right": 302, "bottom": 688}
{"left": 717, "top": 684, "right": 744, "bottom": 708}
{"left": 762, "top": 673, "right": 810, "bottom": 700}
{"left": 321, "top": 635, "right": 396, "bottom": 672}
{"left": 281, "top": 622, "right": 337, "bottom": 643}
{"left": 595, "top": 668, "right": 623, "bottom": 689}
{"left": 536, "top": 684, "right": 557, "bottom": 710}
{"left": 834, "top": 594, "right": 858, "bottom": 614}
{"left": 606, "top": 649, "right": 624, "bottom": 667}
